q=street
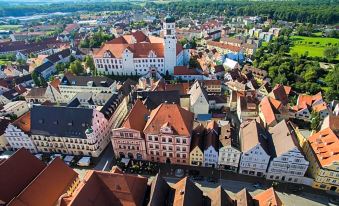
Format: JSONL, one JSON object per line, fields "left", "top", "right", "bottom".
{"left": 71, "top": 144, "right": 336, "bottom": 206}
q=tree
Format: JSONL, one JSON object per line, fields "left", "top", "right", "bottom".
{"left": 55, "top": 62, "right": 66, "bottom": 73}
{"left": 189, "top": 58, "right": 199, "bottom": 68}
{"left": 40, "top": 76, "right": 47, "bottom": 87}
{"left": 311, "top": 111, "right": 320, "bottom": 131}
{"left": 323, "top": 47, "right": 339, "bottom": 61}
{"left": 84, "top": 55, "right": 95, "bottom": 73}
{"left": 31, "top": 71, "right": 41, "bottom": 86}
{"left": 68, "top": 60, "right": 83, "bottom": 75}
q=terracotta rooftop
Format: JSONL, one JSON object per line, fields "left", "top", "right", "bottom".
{"left": 8, "top": 158, "right": 78, "bottom": 206}
{"left": 206, "top": 186, "right": 234, "bottom": 206}
{"left": 12, "top": 111, "right": 31, "bottom": 133}
{"left": 148, "top": 174, "right": 173, "bottom": 206}
{"left": 64, "top": 170, "right": 147, "bottom": 206}
{"left": 174, "top": 66, "right": 202, "bottom": 76}
{"left": 0, "top": 148, "right": 45, "bottom": 204}
{"left": 270, "top": 84, "right": 289, "bottom": 105}
{"left": 253, "top": 187, "right": 282, "bottom": 206}
{"left": 297, "top": 92, "right": 323, "bottom": 109}
{"left": 259, "top": 96, "right": 282, "bottom": 126}
{"left": 204, "top": 120, "right": 219, "bottom": 150}
{"left": 206, "top": 41, "right": 241, "bottom": 52}
{"left": 235, "top": 188, "right": 254, "bottom": 206}
{"left": 308, "top": 128, "right": 339, "bottom": 167}
{"left": 94, "top": 31, "right": 183, "bottom": 58}
{"left": 144, "top": 103, "right": 194, "bottom": 137}
{"left": 172, "top": 177, "right": 203, "bottom": 206}
{"left": 50, "top": 78, "right": 61, "bottom": 92}
{"left": 122, "top": 99, "right": 150, "bottom": 132}
{"left": 190, "top": 123, "right": 205, "bottom": 152}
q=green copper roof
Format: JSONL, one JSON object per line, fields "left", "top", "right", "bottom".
{"left": 164, "top": 15, "right": 175, "bottom": 23}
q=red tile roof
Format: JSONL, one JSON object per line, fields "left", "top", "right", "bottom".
{"left": 271, "top": 84, "right": 288, "bottom": 105}
{"left": 50, "top": 78, "right": 61, "bottom": 92}
{"left": 172, "top": 177, "right": 203, "bottom": 206}
{"left": 253, "top": 187, "right": 282, "bottom": 206}
{"left": 64, "top": 170, "right": 148, "bottom": 206}
{"left": 259, "top": 97, "right": 276, "bottom": 126}
{"left": 297, "top": 92, "right": 323, "bottom": 109}
{"left": 122, "top": 99, "right": 150, "bottom": 132}
{"left": 308, "top": 128, "right": 339, "bottom": 167}
{"left": 206, "top": 41, "right": 241, "bottom": 52}
{"left": 12, "top": 111, "right": 31, "bottom": 133}
{"left": 174, "top": 66, "right": 202, "bottom": 76}
{"left": 94, "top": 31, "right": 183, "bottom": 59}
{"left": 8, "top": 158, "right": 78, "bottom": 206}
{"left": 0, "top": 148, "right": 45, "bottom": 204}
{"left": 144, "top": 103, "right": 194, "bottom": 136}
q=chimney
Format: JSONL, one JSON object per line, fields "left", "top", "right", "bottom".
{"left": 180, "top": 190, "right": 185, "bottom": 195}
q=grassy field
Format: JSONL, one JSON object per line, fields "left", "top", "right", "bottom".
{"left": 0, "top": 60, "right": 11, "bottom": 66}
{"left": 290, "top": 35, "right": 339, "bottom": 59}
{"left": 0, "top": 25, "right": 22, "bottom": 31}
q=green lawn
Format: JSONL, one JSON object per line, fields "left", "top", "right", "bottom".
{"left": 0, "top": 25, "right": 23, "bottom": 31}
{"left": 290, "top": 35, "right": 339, "bottom": 59}
{"left": 0, "top": 60, "right": 11, "bottom": 66}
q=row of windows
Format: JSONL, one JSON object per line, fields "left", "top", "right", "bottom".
{"left": 96, "top": 59, "right": 122, "bottom": 64}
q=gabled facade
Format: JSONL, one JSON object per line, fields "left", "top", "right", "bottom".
{"left": 266, "top": 120, "right": 309, "bottom": 183}
{"left": 239, "top": 120, "right": 271, "bottom": 177}
{"left": 237, "top": 95, "right": 258, "bottom": 122}
{"left": 144, "top": 103, "right": 194, "bottom": 165}
{"left": 304, "top": 128, "right": 339, "bottom": 192}
{"left": 189, "top": 81, "right": 209, "bottom": 115}
{"left": 25, "top": 79, "right": 64, "bottom": 103}
{"left": 111, "top": 99, "right": 150, "bottom": 160}
{"left": 189, "top": 124, "right": 205, "bottom": 166}
{"left": 5, "top": 112, "right": 37, "bottom": 153}
{"left": 218, "top": 123, "right": 241, "bottom": 172}
{"left": 203, "top": 121, "right": 219, "bottom": 167}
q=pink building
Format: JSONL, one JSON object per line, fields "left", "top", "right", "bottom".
{"left": 111, "top": 100, "right": 150, "bottom": 160}
{"left": 144, "top": 103, "right": 194, "bottom": 165}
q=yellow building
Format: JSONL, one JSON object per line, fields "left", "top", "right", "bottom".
{"left": 304, "top": 128, "right": 339, "bottom": 192}
{"left": 190, "top": 124, "right": 204, "bottom": 166}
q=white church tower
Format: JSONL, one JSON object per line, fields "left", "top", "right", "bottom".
{"left": 163, "top": 15, "right": 177, "bottom": 75}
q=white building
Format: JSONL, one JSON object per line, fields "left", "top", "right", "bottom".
{"left": 218, "top": 123, "right": 241, "bottom": 172}
{"left": 93, "top": 15, "right": 189, "bottom": 77}
{"left": 5, "top": 112, "right": 38, "bottom": 153}
{"left": 59, "top": 73, "right": 117, "bottom": 102}
{"left": 266, "top": 120, "right": 309, "bottom": 183}
{"left": 188, "top": 81, "right": 209, "bottom": 116}
{"left": 203, "top": 121, "right": 219, "bottom": 167}
{"left": 239, "top": 120, "right": 271, "bottom": 177}
{"left": 29, "top": 92, "right": 128, "bottom": 157}
{"left": 0, "top": 101, "right": 29, "bottom": 118}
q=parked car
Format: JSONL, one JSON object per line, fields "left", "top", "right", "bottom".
{"left": 51, "top": 154, "right": 63, "bottom": 160}
{"left": 77, "top": 157, "right": 91, "bottom": 167}
{"left": 64, "top": 155, "right": 75, "bottom": 165}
